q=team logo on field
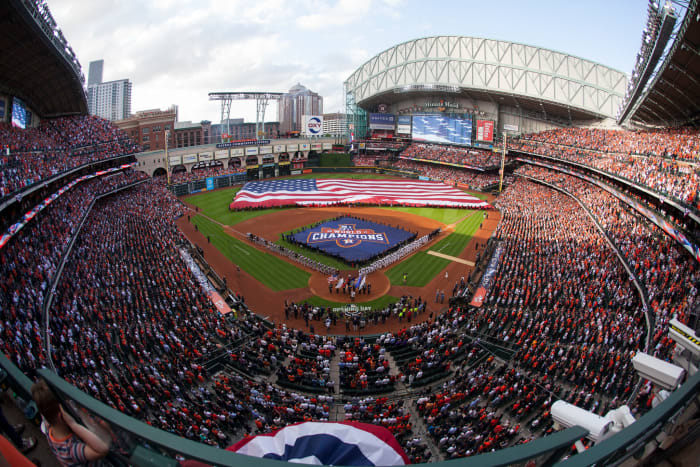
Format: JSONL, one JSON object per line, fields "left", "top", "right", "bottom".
{"left": 307, "top": 224, "right": 389, "bottom": 248}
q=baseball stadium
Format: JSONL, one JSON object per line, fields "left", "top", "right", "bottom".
{"left": 0, "top": 0, "right": 699, "bottom": 466}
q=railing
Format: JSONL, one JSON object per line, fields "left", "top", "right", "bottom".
{"left": 1, "top": 351, "right": 698, "bottom": 466}
{"left": 508, "top": 147, "right": 700, "bottom": 225}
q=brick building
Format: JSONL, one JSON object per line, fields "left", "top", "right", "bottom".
{"left": 114, "top": 106, "right": 177, "bottom": 151}
{"left": 173, "top": 120, "right": 212, "bottom": 148}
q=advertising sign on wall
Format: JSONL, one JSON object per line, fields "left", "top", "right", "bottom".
{"left": 259, "top": 146, "right": 273, "bottom": 154}
{"left": 216, "top": 139, "right": 269, "bottom": 148}
{"left": 198, "top": 152, "right": 213, "bottom": 161}
{"left": 369, "top": 113, "right": 395, "bottom": 130}
{"left": 182, "top": 154, "right": 198, "bottom": 164}
{"left": 300, "top": 143, "right": 310, "bottom": 151}
{"left": 397, "top": 115, "right": 411, "bottom": 134}
{"left": 245, "top": 147, "right": 259, "bottom": 156}
{"left": 231, "top": 148, "right": 245, "bottom": 156}
{"left": 274, "top": 144, "right": 286, "bottom": 153}
{"left": 303, "top": 115, "right": 324, "bottom": 136}
{"left": 215, "top": 150, "right": 229, "bottom": 160}
{"left": 311, "top": 143, "right": 322, "bottom": 151}
{"left": 322, "top": 143, "right": 332, "bottom": 150}
{"left": 168, "top": 156, "right": 182, "bottom": 165}
{"left": 287, "top": 144, "right": 299, "bottom": 152}
{"left": 476, "top": 120, "right": 494, "bottom": 142}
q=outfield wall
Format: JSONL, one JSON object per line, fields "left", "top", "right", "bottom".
{"left": 169, "top": 168, "right": 419, "bottom": 196}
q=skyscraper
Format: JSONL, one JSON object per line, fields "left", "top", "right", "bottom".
{"left": 87, "top": 60, "right": 104, "bottom": 87}
{"left": 86, "top": 60, "right": 132, "bottom": 121}
{"left": 278, "top": 83, "right": 323, "bottom": 135}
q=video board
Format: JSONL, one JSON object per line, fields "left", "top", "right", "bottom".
{"left": 411, "top": 114, "right": 472, "bottom": 145}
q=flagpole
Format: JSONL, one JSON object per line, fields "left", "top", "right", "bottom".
{"left": 165, "top": 129, "right": 171, "bottom": 186}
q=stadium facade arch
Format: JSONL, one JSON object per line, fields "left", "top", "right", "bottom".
{"left": 344, "top": 36, "right": 628, "bottom": 139}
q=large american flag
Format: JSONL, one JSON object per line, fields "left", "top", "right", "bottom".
{"left": 230, "top": 178, "right": 491, "bottom": 209}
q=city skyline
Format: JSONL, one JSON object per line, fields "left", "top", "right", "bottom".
{"left": 49, "top": 0, "right": 648, "bottom": 123}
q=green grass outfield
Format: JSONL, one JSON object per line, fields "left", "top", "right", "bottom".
{"left": 384, "top": 207, "right": 472, "bottom": 224}
{"left": 301, "top": 295, "right": 399, "bottom": 310}
{"left": 185, "top": 187, "right": 289, "bottom": 226}
{"left": 190, "top": 215, "right": 310, "bottom": 291}
{"left": 467, "top": 191, "right": 489, "bottom": 201}
{"left": 385, "top": 211, "right": 484, "bottom": 287}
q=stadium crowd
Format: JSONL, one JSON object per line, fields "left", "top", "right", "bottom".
{"left": 170, "top": 164, "right": 244, "bottom": 184}
{"left": 516, "top": 165, "right": 699, "bottom": 361}
{"left": 353, "top": 155, "right": 386, "bottom": 166}
{"left": 520, "top": 127, "right": 700, "bottom": 161}
{"left": 1, "top": 113, "right": 698, "bottom": 463}
{"left": 484, "top": 179, "right": 646, "bottom": 397}
{"left": 0, "top": 116, "right": 139, "bottom": 198}
{"left": 511, "top": 127, "right": 700, "bottom": 210}
{"left": 401, "top": 143, "right": 500, "bottom": 168}
{"left": 392, "top": 159, "right": 509, "bottom": 190}
{"left": 0, "top": 169, "right": 146, "bottom": 372}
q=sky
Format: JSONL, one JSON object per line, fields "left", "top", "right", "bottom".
{"left": 48, "top": 0, "right": 648, "bottom": 124}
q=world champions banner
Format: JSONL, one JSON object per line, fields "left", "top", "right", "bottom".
{"left": 289, "top": 216, "right": 415, "bottom": 263}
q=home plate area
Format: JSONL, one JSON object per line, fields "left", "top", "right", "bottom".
{"left": 286, "top": 216, "right": 416, "bottom": 265}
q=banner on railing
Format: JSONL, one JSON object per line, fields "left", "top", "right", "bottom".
{"left": 0, "top": 164, "right": 135, "bottom": 250}
{"left": 469, "top": 243, "right": 503, "bottom": 307}
{"left": 179, "top": 248, "right": 232, "bottom": 315}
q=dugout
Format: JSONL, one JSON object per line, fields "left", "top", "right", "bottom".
{"left": 261, "top": 164, "right": 275, "bottom": 178}
{"left": 246, "top": 166, "right": 259, "bottom": 180}
{"left": 278, "top": 162, "right": 291, "bottom": 176}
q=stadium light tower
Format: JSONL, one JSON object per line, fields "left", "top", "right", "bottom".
{"left": 209, "top": 92, "right": 283, "bottom": 141}
{"left": 499, "top": 133, "right": 507, "bottom": 193}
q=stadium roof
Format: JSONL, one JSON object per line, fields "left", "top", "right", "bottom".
{"left": 0, "top": 0, "right": 87, "bottom": 117}
{"left": 345, "top": 36, "right": 628, "bottom": 123}
{"left": 620, "top": 1, "right": 700, "bottom": 127}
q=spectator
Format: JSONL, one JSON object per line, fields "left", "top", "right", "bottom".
{"left": 31, "top": 379, "right": 110, "bottom": 465}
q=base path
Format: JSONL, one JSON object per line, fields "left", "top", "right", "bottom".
{"left": 178, "top": 198, "right": 500, "bottom": 336}
{"left": 426, "top": 250, "right": 475, "bottom": 266}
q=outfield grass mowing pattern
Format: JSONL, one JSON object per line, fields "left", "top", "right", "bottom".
{"left": 384, "top": 207, "right": 472, "bottom": 224}
{"left": 386, "top": 211, "right": 484, "bottom": 287}
{"left": 185, "top": 188, "right": 290, "bottom": 226}
{"left": 191, "top": 215, "right": 310, "bottom": 291}
{"left": 429, "top": 210, "right": 484, "bottom": 257}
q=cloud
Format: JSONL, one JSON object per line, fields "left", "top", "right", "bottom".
{"left": 296, "top": 0, "right": 373, "bottom": 29}
{"left": 45, "top": 0, "right": 641, "bottom": 122}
